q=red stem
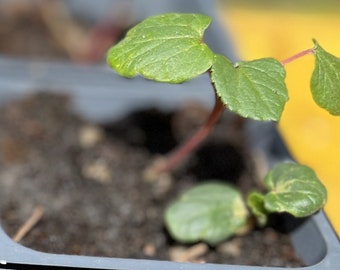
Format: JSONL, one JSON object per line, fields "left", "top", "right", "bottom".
{"left": 280, "top": 48, "right": 314, "bottom": 66}
{"left": 154, "top": 95, "right": 225, "bottom": 175}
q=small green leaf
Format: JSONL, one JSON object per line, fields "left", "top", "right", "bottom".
{"left": 311, "top": 40, "right": 340, "bottom": 115}
{"left": 247, "top": 191, "right": 268, "bottom": 226}
{"left": 211, "top": 54, "right": 288, "bottom": 121}
{"left": 107, "top": 13, "right": 215, "bottom": 83}
{"left": 165, "top": 182, "right": 249, "bottom": 245}
{"left": 263, "top": 162, "right": 327, "bottom": 217}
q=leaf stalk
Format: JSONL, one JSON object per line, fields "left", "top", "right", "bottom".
{"left": 280, "top": 48, "right": 314, "bottom": 66}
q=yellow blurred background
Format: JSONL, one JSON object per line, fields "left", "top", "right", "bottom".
{"left": 219, "top": 0, "right": 340, "bottom": 236}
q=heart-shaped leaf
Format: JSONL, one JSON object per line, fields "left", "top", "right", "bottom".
{"left": 263, "top": 162, "right": 327, "bottom": 217}
{"left": 311, "top": 40, "right": 340, "bottom": 115}
{"left": 107, "top": 13, "right": 215, "bottom": 83}
{"left": 165, "top": 182, "right": 249, "bottom": 245}
{"left": 211, "top": 54, "right": 288, "bottom": 121}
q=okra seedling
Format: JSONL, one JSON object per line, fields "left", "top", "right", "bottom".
{"left": 107, "top": 13, "right": 339, "bottom": 244}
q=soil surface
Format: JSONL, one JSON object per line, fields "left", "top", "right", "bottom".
{"left": 0, "top": 92, "right": 305, "bottom": 267}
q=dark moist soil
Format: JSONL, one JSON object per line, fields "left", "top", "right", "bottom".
{"left": 0, "top": 92, "right": 305, "bottom": 267}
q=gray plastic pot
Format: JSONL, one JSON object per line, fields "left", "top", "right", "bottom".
{"left": 0, "top": 0, "right": 339, "bottom": 269}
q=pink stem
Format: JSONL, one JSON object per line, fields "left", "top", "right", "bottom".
{"left": 154, "top": 95, "right": 225, "bottom": 175}
{"left": 280, "top": 48, "right": 314, "bottom": 66}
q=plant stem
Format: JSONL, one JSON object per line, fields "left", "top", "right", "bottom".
{"left": 147, "top": 94, "right": 225, "bottom": 178}
{"left": 280, "top": 48, "right": 314, "bottom": 66}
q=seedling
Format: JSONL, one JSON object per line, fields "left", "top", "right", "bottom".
{"left": 107, "top": 13, "right": 339, "bottom": 244}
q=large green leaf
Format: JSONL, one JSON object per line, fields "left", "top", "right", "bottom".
{"left": 107, "top": 13, "right": 215, "bottom": 83}
{"left": 211, "top": 54, "right": 288, "bottom": 121}
{"left": 311, "top": 40, "right": 340, "bottom": 115}
{"left": 263, "top": 162, "right": 327, "bottom": 217}
{"left": 165, "top": 182, "right": 249, "bottom": 245}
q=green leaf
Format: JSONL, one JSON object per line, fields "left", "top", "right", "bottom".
{"left": 211, "top": 54, "right": 288, "bottom": 121}
{"left": 165, "top": 182, "right": 249, "bottom": 245}
{"left": 263, "top": 162, "right": 327, "bottom": 217}
{"left": 311, "top": 39, "right": 340, "bottom": 115}
{"left": 247, "top": 191, "right": 268, "bottom": 226}
{"left": 107, "top": 13, "right": 215, "bottom": 83}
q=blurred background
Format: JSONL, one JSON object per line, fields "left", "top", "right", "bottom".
{"left": 0, "top": 0, "right": 136, "bottom": 63}
{"left": 0, "top": 0, "right": 339, "bottom": 235}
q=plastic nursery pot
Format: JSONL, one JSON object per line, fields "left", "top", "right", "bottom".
{"left": 0, "top": 0, "right": 339, "bottom": 270}
{"left": 0, "top": 58, "right": 339, "bottom": 270}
